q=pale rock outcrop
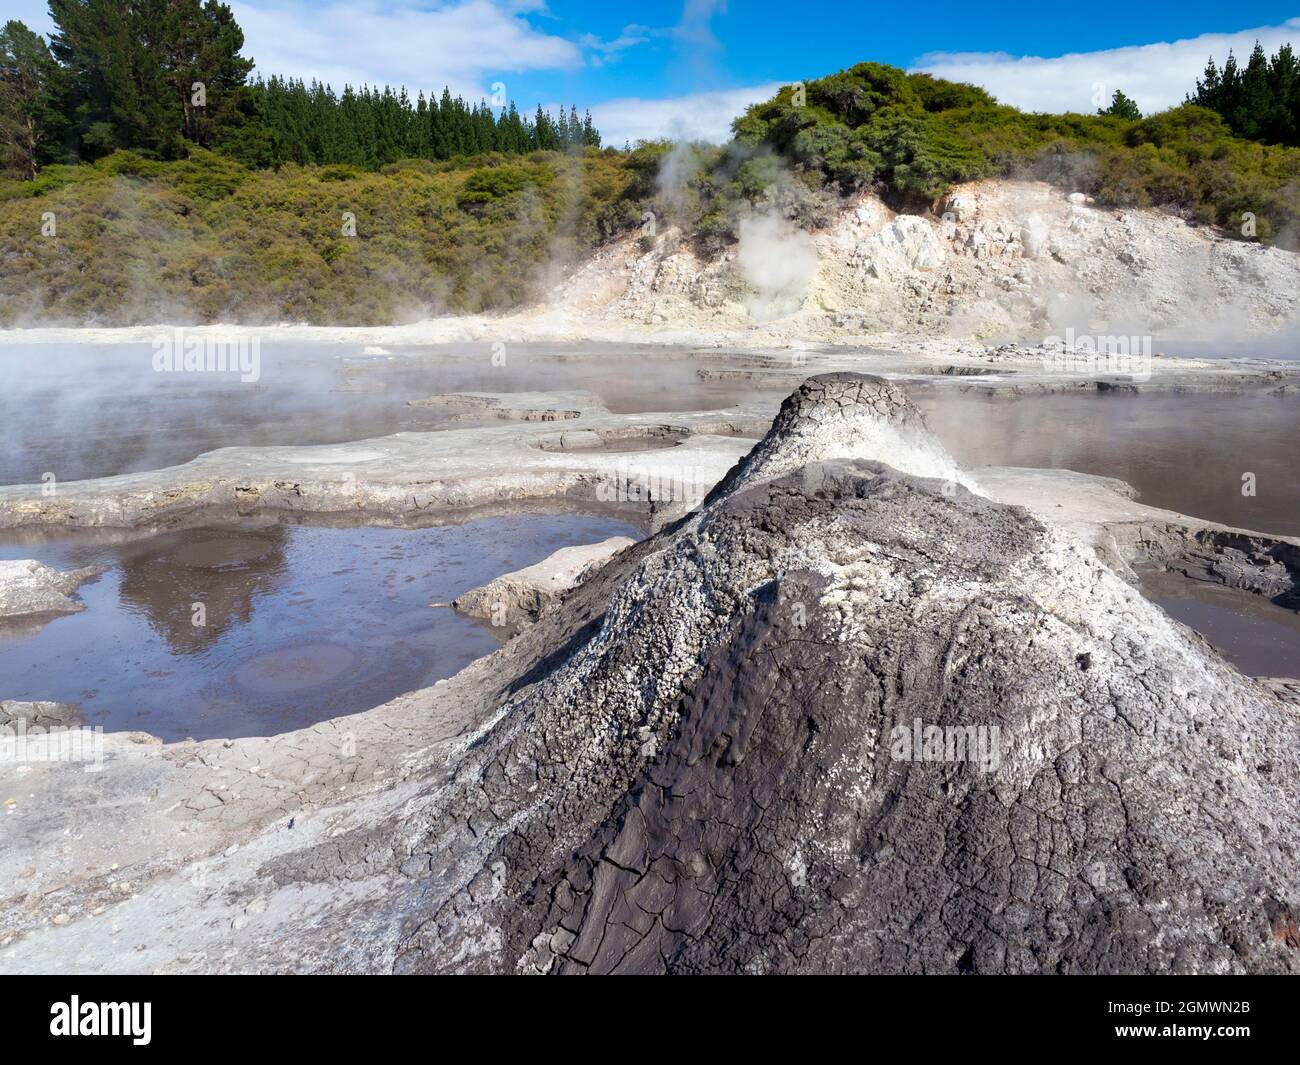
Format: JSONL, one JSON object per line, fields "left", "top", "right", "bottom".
{"left": 447, "top": 535, "right": 635, "bottom": 627}
{"left": 0, "top": 560, "right": 104, "bottom": 622}
{"left": 0, "top": 701, "right": 81, "bottom": 728}
{"left": 851, "top": 215, "right": 944, "bottom": 279}
{"left": 1020, "top": 214, "right": 1050, "bottom": 259}
{"left": 548, "top": 179, "right": 1300, "bottom": 341}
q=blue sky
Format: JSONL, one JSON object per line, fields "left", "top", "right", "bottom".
{"left": 10, "top": 1, "right": 1300, "bottom": 144}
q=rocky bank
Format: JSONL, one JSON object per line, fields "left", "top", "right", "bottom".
{"left": 548, "top": 178, "right": 1300, "bottom": 346}
{"left": 4, "top": 178, "right": 1299, "bottom": 355}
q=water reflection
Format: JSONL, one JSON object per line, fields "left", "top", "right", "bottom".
{"left": 115, "top": 527, "right": 288, "bottom": 654}
{"left": 0, "top": 514, "right": 638, "bottom": 740}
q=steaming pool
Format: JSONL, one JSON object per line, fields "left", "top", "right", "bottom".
{"left": 2, "top": 339, "right": 1297, "bottom": 534}
{"left": 0, "top": 340, "right": 758, "bottom": 485}
{"left": 1, "top": 339, "right": 1297, "bottom": 737}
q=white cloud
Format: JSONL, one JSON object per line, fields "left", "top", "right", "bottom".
{"left": 588, "top": 82, "right": 784, "bottom": 146}
{"left": 229, "top": 0, "right": 582, "bottom": 100}
{"left": 675, "top": 0, "right": 727, "bottom": 53}
{"left": 9, "top": 0, "right": 585, "bottom": 101}
{"left": 913, "top": 19, "right": 1300, "bottom": 115}
{"left": 579, "top": 25, "right": 653, "bottom": 68}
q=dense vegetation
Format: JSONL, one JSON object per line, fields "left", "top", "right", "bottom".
{"left": 722, "top": 63, "right": 1300, "bottom": 243}
{"left": 1190, "top": 43, "right": 1300, "bottom": 146}
{"left": 0, "top": 2, "right": 599, "bottom": 177}
{"left": 1, "top": 2, "right": 1297, "bottom": 325}
{"left": 241, "top": 80, "right": 598, "bottom": 171}
{"left": 0, "top": 147, "right": 631, "bottom": 324}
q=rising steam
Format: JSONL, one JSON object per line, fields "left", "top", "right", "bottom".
{"left": 736, "top": 211, "right": 819, "bottom": 322}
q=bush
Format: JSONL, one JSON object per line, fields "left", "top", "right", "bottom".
{"left": 457, "top": 165, "right": 532, "bottom": 206}
{"left": 0, "top": 148, "right": 631, "bottom": 325}
{"left": 732, "top": 64, "right": 1300, "bottom": 243}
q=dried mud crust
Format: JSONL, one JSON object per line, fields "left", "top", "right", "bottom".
{"left": 1162, "top": 529, "right": 1300, "bottom": 609}
{"left": 372, "top": 376, "right": 1299, "bottom": 974}
{"left": 5, "top": 374, "right": 1296, "bottom": 974}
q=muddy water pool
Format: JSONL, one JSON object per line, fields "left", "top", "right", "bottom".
{"left": 918, "top": 390, "right": 1300, "bottom": 537}
{"left": 1137, "top": 569, "right": 1300, "bottom": 678}
{"left": 0, "top": 513, "right": 637, "bottom": 740}
{"left": 5, "top": 341, "right": 1296, "bottom": 539}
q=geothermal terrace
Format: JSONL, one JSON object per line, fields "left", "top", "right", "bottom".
{"left": 0, "top": 332, "right": 1297, "bottom": 973}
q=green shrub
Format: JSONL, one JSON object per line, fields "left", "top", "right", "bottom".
{"left": 317, "top": 164, "right": 364, "bottom": 182}
{"left": 731, "top": 64, "right": 1300, "bottom": 245}
{"left": 0, "top": 149, "right": 630, "bottom": 325}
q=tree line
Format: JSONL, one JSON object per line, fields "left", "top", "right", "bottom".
{"left": 236, "top": 78, "right": 600, "bottom": 171}
{"left": 0, "top": 1, "right": 601, "bottom": 180}
{"left": 1190, "top": 42, "right": 1300, "bottom": 146}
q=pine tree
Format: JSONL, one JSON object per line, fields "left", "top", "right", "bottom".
{"left": 158, "top": 0, "right": 254, "bottom": 147}
{"left": 1193, "top": 56, "right": 1223, "bottom": 113}
{"left": 0, "top": 20, "right": 62, "bottom": 177}
{"left": 205, "top": 73, "right": 603, "bottom": 170}
{"left": 409, "top": 91, "right": 432, "bottom": 159}
{"left": 47, "top": 0, "right": 252, "bottom": 159}
{"left": 1098, "top": 89, "right": 1141, "bottom": 120}
{"left": 534, "top": 105, "right": 557, "bottom": 150}
{"left": 48, "top": 0, "right": 170, "bottom": 157}
{"left": 1189, "top": 41, "right": 1300, "bottom": 146}
{"left": 1267, "top": 43, "right": 1299, "bottom": 144}
{"left": 1233, "top": 43, "right": 1271, "bottom": 141}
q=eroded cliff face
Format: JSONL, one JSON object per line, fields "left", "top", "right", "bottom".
{"left": 385, "top": 375, "right": 1299, "bottom": 974}
{"left": 550, "top": 180, "right": 1300, "bottom": 342}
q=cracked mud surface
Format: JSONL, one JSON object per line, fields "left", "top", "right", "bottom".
{"left": 3, "top": 374, "right": 1296, "bottom": 974}
{"left": 377, "top": 376, "right": 1299, "bottom": 974}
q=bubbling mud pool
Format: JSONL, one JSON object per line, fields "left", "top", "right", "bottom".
{"left": 0, "top": 513, "right": 638, "bottom": 740}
